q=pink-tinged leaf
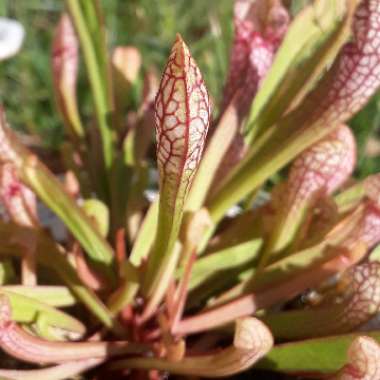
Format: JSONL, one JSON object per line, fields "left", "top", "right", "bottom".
{"left": 222, "top": 0, "right": 289, "bottom": 121}
{"left": 265, "top": 262, "right": 380, "bottom": 340}
{"left": 261, "top": 125, "right": 356, "bottom": 264}
{"left": 111, "top": 318, "right": 273, "bottom": 378}
{"left": 0, "top": 163, "right": 38, "bottom": 227}
{"left": 287, "top": 125, "right": 356, "bottom": 205}
{"left": 52, "top": 14, "right": 77, "bottom": 96}
{"left": 52, "top": 14, "right": 84, "bottom": 139}
{"left": 142, "top": 35, "right": 210, "bottom": 304}
{"left": 0, "top": 295, "right": 150, "bottom": 365}
{"left": 333, "top": 336, "right": 380, "bottom": 380}
{"left": 301, "top": 0, "right": 380, "bottom": 128}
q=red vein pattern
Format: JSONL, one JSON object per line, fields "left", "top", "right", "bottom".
{"left": 304, "top": 0, "right": 380, "bottom": 127}
{"left": 334, "top": 336, "right": 380, "bottom": 380}
{"left": 52, "top": 14, "right": 78, "bottom": 95}
{"left": 155, "top": 35, "right": 210, "bottom": 212}
{"left": 336, "top": 262, "right": 380, "bottom": 331}
{"left": 222, "top": 0, "right": 289, "bottom": 121}
{"left": 286, "top": 125, "right": 356, "bottom": 213}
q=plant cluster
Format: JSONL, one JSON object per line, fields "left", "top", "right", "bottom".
{"left": 0, "top": 0, "right": 379, "bottom": 379}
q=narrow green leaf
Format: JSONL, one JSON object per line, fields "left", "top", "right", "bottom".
{"left": 0, "top": 286, "right": 76, "bottom": 308}
{"left": 334, "top": 181, "right": 365, "bottom": 213}
{"left": 21, "top": 156, "right": 115, "bottom": 277}
{"left": 129, "top": 198, "right": 158, "bottom": 267}
{"left": 180, "top": 239, "right": 262, "bottom": 291}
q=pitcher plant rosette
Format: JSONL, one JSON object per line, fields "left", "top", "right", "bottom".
{"left": 1, "top": 0, "right": 380, "bottom": 379}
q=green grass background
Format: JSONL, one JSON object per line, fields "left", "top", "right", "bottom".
{"left": 0, "top": 0, "right": 379, "bottom": 177}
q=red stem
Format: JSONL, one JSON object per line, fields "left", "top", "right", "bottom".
{"left": 171, "top": 249, "right": 197, "bottom": 330}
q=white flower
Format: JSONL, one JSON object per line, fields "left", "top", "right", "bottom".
{"left": 0, "top": 18, "right": 24, "bottom": 61}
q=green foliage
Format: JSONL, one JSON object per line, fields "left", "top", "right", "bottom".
{"left": 0, "top": 0, "right": 380, "bottom": 379}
